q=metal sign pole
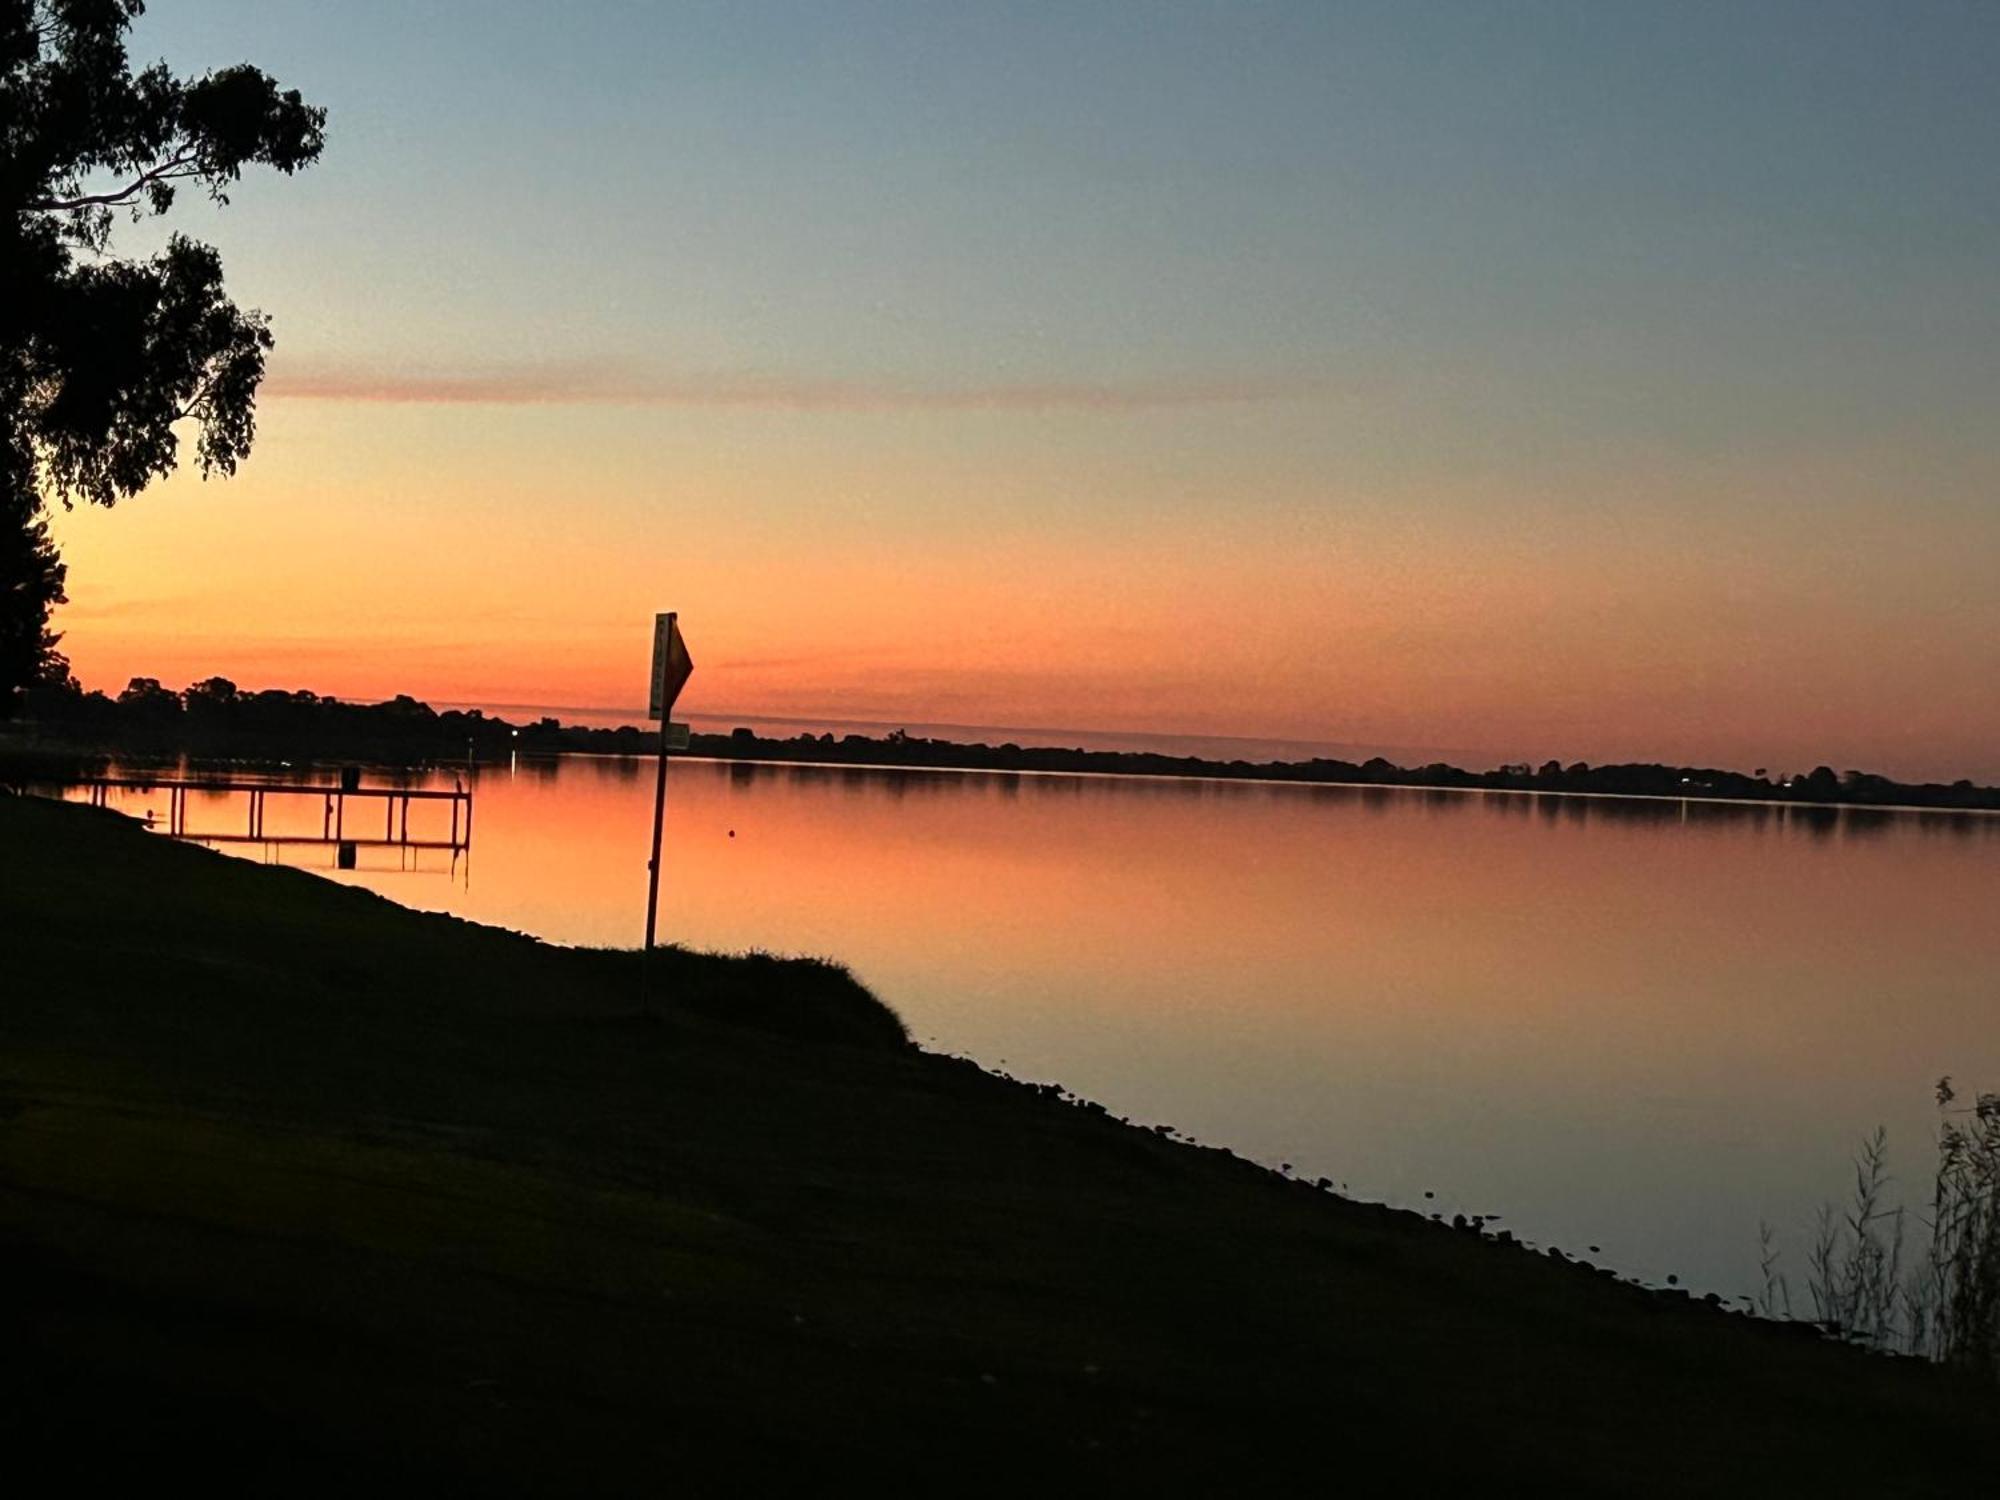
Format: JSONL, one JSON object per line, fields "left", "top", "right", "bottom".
{"left": 641, "top": 610, "right": 692, "bottom": 1011}
{"left": 644, "top": 710, "right": 670, "bottom": 954}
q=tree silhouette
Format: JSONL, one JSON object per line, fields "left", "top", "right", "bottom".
{"left": 1, "top": 1, "right": 325, "bottom": 714}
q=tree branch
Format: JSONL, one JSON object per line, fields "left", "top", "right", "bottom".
{"left": 29, "top": 153, "right": 200, "bottom": 213}
{"left": 174, "top": 381, "right": 213, "bottom": 425}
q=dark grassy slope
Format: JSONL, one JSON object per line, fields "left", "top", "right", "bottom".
{"left": 0, "top": 796, "right": 1989, "bottom": 1493}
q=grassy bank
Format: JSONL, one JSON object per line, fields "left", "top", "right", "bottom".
{"left": 1, "top": 794, "right": 1990, "bottom": 1492}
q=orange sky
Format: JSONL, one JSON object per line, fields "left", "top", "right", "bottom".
{"left": 46, "top": 387, "right": 2000, "bottom": 781}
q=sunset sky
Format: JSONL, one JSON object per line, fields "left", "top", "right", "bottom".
{"left": 47, "top": 1, "right": 2000, "bottom": 778}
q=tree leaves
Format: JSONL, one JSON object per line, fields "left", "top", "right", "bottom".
{"left": 29, "top": 235, "right": 273, "bottom": 507}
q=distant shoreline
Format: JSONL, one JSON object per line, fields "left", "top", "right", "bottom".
{"left": 7, "top": 677, "right": 1998, "bottom": 813}
{"left": 432, "top": 700, "right": 1492, "bottom": 769}
{"left": 661, "top": 753, "right": 2000, "bottom": 821}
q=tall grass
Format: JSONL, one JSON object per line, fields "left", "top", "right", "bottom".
{"left": 1774, "top": 1079, "right": 2000, "bottom": 1376}
{"left": 1805, "top": 1127, "right": 1908, "bottom": 1348}
{"left": 1913, "top": 1079, "right": 2000, "bottom": 1374}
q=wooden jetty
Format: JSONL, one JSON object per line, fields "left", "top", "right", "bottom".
{"left": 72, "top": 773, "right": 472, "bottom": 853}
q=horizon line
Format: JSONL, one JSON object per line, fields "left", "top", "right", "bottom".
{"left": 53, "top": 677, "right": 1975, "bottom": 783}
{"left": 427, "top": 700, "right": 1491, "bottom": 761}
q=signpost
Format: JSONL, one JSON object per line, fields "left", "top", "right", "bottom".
{"left": 649, "top": 611, "right": 693, "bottom": 722}
{"left": 644, "top": 612, "right": 693, "bottom": 975}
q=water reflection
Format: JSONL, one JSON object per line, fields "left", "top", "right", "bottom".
{"left": 59, "top": 755, "right": 2000, "bottom": 1300}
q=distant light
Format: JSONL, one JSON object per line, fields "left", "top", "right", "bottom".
{"left": 511, "top": 729, "right": 519, "bottom": 737}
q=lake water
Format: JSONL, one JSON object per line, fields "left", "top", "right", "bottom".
{"left": 65, "top": 754, "right": 2000, "bottom": 1302}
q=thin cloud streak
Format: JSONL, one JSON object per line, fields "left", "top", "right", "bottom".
{"left": 263, "top": 362, "right": 1347, "bottom": 412}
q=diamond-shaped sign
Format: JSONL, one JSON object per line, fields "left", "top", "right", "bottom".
{"left": 649, "top": 612, "right": 692, "bottom": 720}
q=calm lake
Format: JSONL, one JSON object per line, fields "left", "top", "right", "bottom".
{"left": 66, "top": 754, "right": 2000, "bottom": 1301}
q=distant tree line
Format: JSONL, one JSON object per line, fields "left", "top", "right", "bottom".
{"left": 7, "top": 674, "right": 1998, "bottom": 812}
